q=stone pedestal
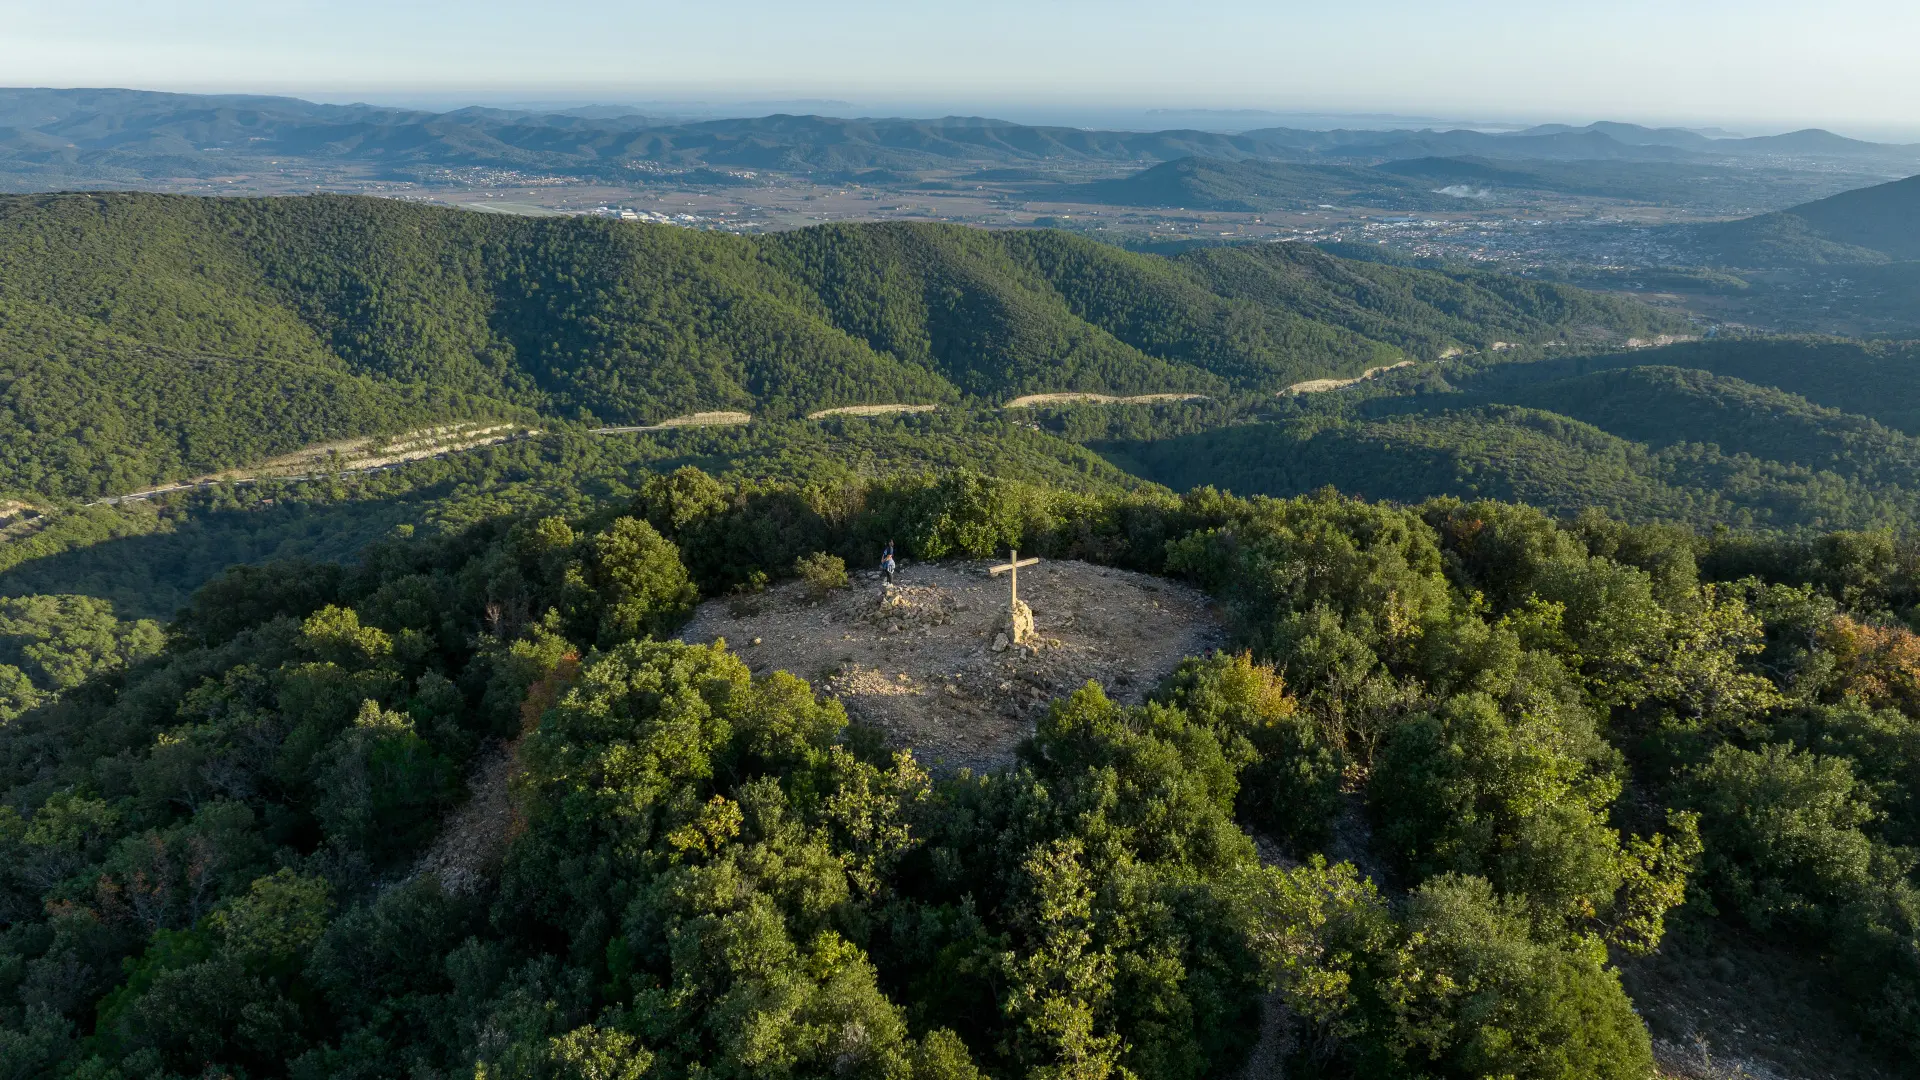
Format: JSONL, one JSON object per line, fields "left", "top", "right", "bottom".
{"left": 1008, "top": 599, "right": 1035, "bottom": 645}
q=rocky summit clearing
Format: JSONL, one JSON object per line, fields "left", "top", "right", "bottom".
{"left": 677, "top": 559, "right": 1228, "bottom": 773}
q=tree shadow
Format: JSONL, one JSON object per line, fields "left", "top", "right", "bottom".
{"left": 0, "top": 500, "right": 427, "bottom": 619}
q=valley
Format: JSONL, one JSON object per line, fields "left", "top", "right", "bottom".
{"left": 9, "top": 89, "right": 1917, "bottom": 342}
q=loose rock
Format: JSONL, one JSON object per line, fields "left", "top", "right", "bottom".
{"left": 678, "top": 559, "right": 1227, "bottom": 773}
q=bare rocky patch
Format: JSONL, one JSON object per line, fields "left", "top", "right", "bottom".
{"left": 1282, "top": 360, "right": 1416, "bottom": 395}
{"left": 589, "top": 410, "right": 753, "bottom": 434}
{"left": 677, "top": 559, "right": 1228, "bottom": 773}
{"left": 806, "top": 403, "right": 942, "bottom": 419}
{"left": 1002, "top": 392, "right": 1209, "bottom": 408}
{"left": 411, "top": 741, "right": 517, "bottom": 895}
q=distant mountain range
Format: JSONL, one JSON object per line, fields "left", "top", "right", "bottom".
{"left": 1701, "top": 173, "right": 1920, "bottom": 266}
{"left": 2, "top": 88, "right": 1917, "bottom": 189}
{"left": 1516, "top": 120, "right": 1735, "bottom": 149}
{"left": 1504, "top": 121, "right": 1894, "bottom": 156}
{"left": 0, "top": 88, "right": 1296, "bottom": 183}
{"left": 1041, "top": 153, "right": 1890, "bottom": 215}
{"left": 1240, "top": 120, "right": 1920, "bottom": 165}
{"left": 1243, "top": 125, "right": 1699, "bottom": 163}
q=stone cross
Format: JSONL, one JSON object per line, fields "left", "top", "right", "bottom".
{"left": 990, "top": 549, "right": 1040, "bottom": 644}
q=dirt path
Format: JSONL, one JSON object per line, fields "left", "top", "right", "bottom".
{"left": 1003, "top": 392, "right": 1209, "bottom": 409}
{"left": 1282, "top": 361, "right": 1415, "bottom": 395}
{"left": 678, "top": 559, "right": 1227, "bottom": 773}
{"left": 590, "top": 410, "right": 752, "bottom": 434}
{"left": 87, "top": 409, "right": 755, "bottom": 506}
{"left": 1620, "top": 926, "right": 1901, "bottom": 1080}
{"left": 88, "top": 421, "right": 536, "bottom": 506}
{"left": 69, "top": 387, "right": 1198, "bottom": 511}
{"left": 807, "top": 404, "right": 941, "bottom": 419}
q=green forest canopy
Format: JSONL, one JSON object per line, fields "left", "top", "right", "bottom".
{"left": 1, "top": 472, "right": 1917, "bottom": 1079}
{"left": 1698, "top": 173, "right": 1920, "bottom": 267}
{"left": 0, "top": 192, "right": 1684, "bottom": 500}
{"left": 7, "top": 180, "right": 1920, "bottom": 1080}
{"left": 18, "top": 335, "right": 1920, "bottom": 624}
{"left": 1101, "top": 339, "right": 1920, "bottom": 536}
{"left": 0, "top": 414, "right": 1152, "bottom": 620}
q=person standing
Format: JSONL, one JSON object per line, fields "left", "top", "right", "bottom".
{"left": 882, "top": 540, "right": 897, "bottom": 585}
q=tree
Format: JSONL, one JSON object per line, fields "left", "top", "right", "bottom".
{"left": 999, "top": 838, "right": 1131, "bottom": 1080}
{"left": 314, "top": 700, "right": 457, "bottom": 861}
{"left": 1682, "top": 743, "right": 1876, "bottom": 929}
{"left": 1158, "top": 651, "right": 1339, "bottom": 849}
{"left": 586, "top": 517, "right": 699, "bottom": 646}
{"left": 1368, "top": 874, "right": 1656, "bottom": 1080}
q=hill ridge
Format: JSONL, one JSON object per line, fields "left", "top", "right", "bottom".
{"left": 0, "top": 191, "right": 1681, "bottom": 499}
{"left": 5, "top": 87, "right": 1918, "bottom": 188}
{"left": 1700, "top": 173, "right": 1920, "bottom": 265}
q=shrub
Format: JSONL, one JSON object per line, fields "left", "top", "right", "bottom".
{"left": 795, "top": 551, "right": 849, "bottom": 596}
{"left": 1382, "top": 874, "right": 1656, "bottom": 1080}
{"left": 586, "top": 517, "right": 699, "bottom": 645}
{"left": 1681, "top": 742, "right": 1875, "bottom": 929}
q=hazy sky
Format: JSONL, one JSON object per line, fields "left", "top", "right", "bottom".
{"left": 7, "top": 0, "right": 1918, "bottom": 134}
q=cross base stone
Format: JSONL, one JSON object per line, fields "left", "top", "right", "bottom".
{"left": 1008, "top": 599, "right": 1035, "bottom": 645}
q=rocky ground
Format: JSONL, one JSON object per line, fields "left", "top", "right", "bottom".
{"left": 411, "top": 742, "right": 516, "bottom": 895}
{"left": 677, "top": 558, "right": 1229, "bottom": 773}
{"left": 1620, "top": 923, "right": 1903, "bottom": 1080}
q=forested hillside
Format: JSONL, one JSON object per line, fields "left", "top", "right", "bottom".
{"left": 1700, "top": 173, "right": 1920, "bottom": 266}
{"left": 0, "top": 192, "right": 1684, "bottom": 499}
{"left": 2, "top": 472, "right": 1916, "bottom": 1079}
{"left": 21, "top": 335, "right": 1920, "bottom": 627}
{"left": 1101, "top": 339, "right": 1920, "bottom": 534}
{"left": 7, "top": 190, "right": 1920, "bottom": 1079}
{"left": 0, "top": 413, "right": 1154, "bottom": 620}
{"left": 1463, "top": 338, "right": 1920, "bottom": 434}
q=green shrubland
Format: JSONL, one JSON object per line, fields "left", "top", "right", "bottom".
{"left": 1, "top": 469, "right": 1915, "bottom": 1078}
{"left": 1106, "top": 344, "right": 1920, "bottom": 535}
{"left": 0, "top": 192, "right": 1682, "bottom": 499}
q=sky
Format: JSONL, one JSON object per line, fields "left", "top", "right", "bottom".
{"left": 6, "top": 0, "right": 1919, "bottom": 136}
